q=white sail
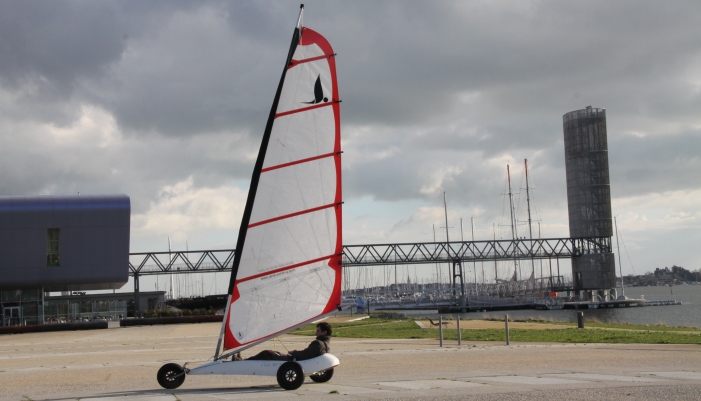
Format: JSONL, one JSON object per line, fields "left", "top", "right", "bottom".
{"left": 223, "top": 24, "right": 342, "bottom": 351}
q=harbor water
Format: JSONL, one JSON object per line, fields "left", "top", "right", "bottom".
{"left": 403, "top": 285, "right": 701, "bottom": 328}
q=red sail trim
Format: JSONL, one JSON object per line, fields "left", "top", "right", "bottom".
{"left": 261, "top": 151, "right": 336, "bottom": 173}
{"left": 222, "top": 284, "right": 241, "bottom": 350}
{"left": 248, "top": 202, "right": 337, "bottom": 229}
{"left": 235, "top": 254, "right": 334, "bottom": 284}
{"left": 299, "top": 27, "right": 343, "bottom": 318}
{"left": 275, "top": 100, "right": 335, "bottom": 119}
{"left": 322, "top": 255, "right": 343, "bottom": 314}
{"left": 288, "top": 53, "right": 334, "bottom": 69}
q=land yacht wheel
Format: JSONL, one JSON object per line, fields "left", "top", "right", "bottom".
{"left": 157, "top": 363, "right": 185, "bottom": 389}
{"left": 310, "top": 367, "right": 334, "bottom": 383}
{"left": 277, "top": 361, "right": 305, "bottom": 390}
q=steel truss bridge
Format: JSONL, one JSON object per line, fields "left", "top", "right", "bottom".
{"left": 128, "top": 236, "right": 610, "bottom": 316}
{"left": 128, "top": 236, "right": 610, "bottom": 276}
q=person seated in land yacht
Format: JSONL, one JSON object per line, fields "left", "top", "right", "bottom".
{"left": 236, "top": 322, "right": 331, "bottom": 361}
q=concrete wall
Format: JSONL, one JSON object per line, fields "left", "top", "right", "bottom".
{"left": 0, "top": 195, "right": 130, "bottom": 291}
{"left": 572, "top": 253, "right": 616, "bottom": 290}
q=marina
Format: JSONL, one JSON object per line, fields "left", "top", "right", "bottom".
{"left": 368, "top": 284, "right": 700, "bottom": 330}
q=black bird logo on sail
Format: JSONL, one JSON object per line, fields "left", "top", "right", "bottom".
{"left": 303, "top": 74, "right": 328, "bottom": 104}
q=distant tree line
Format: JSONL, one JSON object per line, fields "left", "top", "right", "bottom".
{"left": 651, "top": 265, "right": 700, "bottom": 282}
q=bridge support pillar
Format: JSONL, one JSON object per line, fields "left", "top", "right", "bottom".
{"left": 134, "top": 272, "right": 141, "bottom": 318}
{"left": 452, "top": 260, "right": 466, "bottom": 310}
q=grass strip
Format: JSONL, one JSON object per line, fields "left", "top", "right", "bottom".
{"left": 290, "top": 318, "right": 701, "bottom": 344}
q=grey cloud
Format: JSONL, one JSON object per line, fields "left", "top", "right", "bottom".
{"left": 343, "top": 121, "right": 701, "bottom": 217}
{"left": 0, "top": 2, "right": 126, "bottom": 98}
{"left": 326, "top": 1, "right": 701, "bottom": 127}
{"left": 609, "top": 131, "right": 701, "bottom": 198}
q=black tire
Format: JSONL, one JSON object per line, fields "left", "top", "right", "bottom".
{"left": 157, "top": 363, "right": 185, "bottom": 389}
{"left": 276, "top": 361, "right": 305, "bottom": 390}
{"left": 310, "top": 367, "right": 334, "bottom": 383}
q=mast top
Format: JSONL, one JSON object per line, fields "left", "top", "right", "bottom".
{"left": 297, "top": 4, "right": 304, "bottom": 29}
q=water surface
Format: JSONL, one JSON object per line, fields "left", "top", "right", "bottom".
{"left": 402, "top": 285, "right": 701, "bottom": 328}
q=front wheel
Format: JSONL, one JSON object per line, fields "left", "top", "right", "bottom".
{"left": 310, "top": 367, "right": 334, "bottom": 383}
{"left": 277, "top": 361, "right": 305, "bottom": 390}
{"left": 157, "top": 363, "right": 185, "bottom": 389}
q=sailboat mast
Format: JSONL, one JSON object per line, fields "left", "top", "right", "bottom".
{"left": 507, "top": 164, "right": 520, "bottom": 280}
{"left": 524, "top": 159, "right": 535, "bottom": 279}
{"left": 493, "top": 223, "right": 498, "bottom": 282}
{"left": 430, "top": 224, "right": 434, "bottom": 287}
{"left": 471, "top": 217, "right": 477, "bottom": 293}
{"left": 507, "top": 165, "right": 516, "bottom": 240}
{"left": 168, "top": 237, "right": 173, "bottom": 300}
{"left": 217, "top": 4, "right": 327, "bottom": 358}
{"left": 615, "top": 216, "right": 625, "bottom": 297}
{"left": 443, "top": 192, "right": 452, "bottom": 293}
{"left": 227, "top": 9, "right": 303, "bottom": 295}
{"left": 524, "top": 159, "right": 533, "bottom": 242}
{"left": 443, "top": 192, "right": 450, "bottom": 243}
{"left": 296, "top": 3, "right": 304, "bottom": 28}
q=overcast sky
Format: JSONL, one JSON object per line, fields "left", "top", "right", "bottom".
{"left": 1, "top": 1, "right": 700, "bottom": 291}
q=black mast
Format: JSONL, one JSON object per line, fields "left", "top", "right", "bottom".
{"left": 227, "top": 7, "right": 303, "bottom": 294}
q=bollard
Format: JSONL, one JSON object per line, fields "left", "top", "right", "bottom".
{"left": 457, "top": 316, "right": 461, "bottom": 346}
{"left": 577, "top": 311, "right": 584, "bottom": 329}
{"left": 439, "top": 316, "right": 444, "bottom": 347}
{"left": 505, "top": 314, "right": 510, "bottom": 345}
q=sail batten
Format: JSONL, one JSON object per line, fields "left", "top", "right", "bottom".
{"left": 275, "top": 100, "right": 337, "bottom": 119}
{"left": 249, "top": 202, "right": 338, "bottom": 228}
{"left": 236, "top": 254, "right": 336, "bottom": 284}
{"left": 261, "top": 151, "right": 337, "bottom": 173}
{"left": 222, "top": 22, "right": 341, "bottom": 352}
{"left": 289, "top": 53, "right": 335, "bottom": 68}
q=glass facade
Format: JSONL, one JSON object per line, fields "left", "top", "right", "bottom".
{"left": 0, "top": 288, "right": 42, "bottom": 326}
{"left": 1, "top": 288, "right": 130, "bottom": 326}
{"left": 43, "top": 299, "right": 126, "bottom": 323}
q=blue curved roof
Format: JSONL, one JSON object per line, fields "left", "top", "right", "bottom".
{"left": 0, "top": 194, "right": 130, "bottom": 212}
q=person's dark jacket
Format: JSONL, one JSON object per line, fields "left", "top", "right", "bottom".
{"left": 288, "top": 335, "right": 330, "bottom": 361}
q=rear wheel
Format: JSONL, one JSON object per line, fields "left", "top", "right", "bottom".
{"left": 277, "top": 361, "right": 305, "bottom": 390}
{"left": 310, "top": 367, "right": 334, "bottom": 383}
{"left": 157, "top": 363, "right": 185, "bottom": 389}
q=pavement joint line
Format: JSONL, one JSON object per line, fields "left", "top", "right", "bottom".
{"left": 544, "top": 373, "right": 664, "bottom": 382}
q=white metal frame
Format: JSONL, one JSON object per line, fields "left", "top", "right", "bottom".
{"left": 185, "top": 353, "right": 339, "bottom": 377}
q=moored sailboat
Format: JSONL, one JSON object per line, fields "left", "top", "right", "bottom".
{"left": 157, "top": 5, "right": 343, "bottom": 390}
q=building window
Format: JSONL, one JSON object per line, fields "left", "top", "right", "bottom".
{"left": 47, "top": 228, "right": 60, "bottom": 266}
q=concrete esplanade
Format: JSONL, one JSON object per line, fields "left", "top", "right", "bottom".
{"left": 1, "top": 321, "right": 700, "bottom": 401}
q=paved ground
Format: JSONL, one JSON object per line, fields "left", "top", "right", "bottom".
{"left": 1, "top": 321, "right": 701, "bottom": 400}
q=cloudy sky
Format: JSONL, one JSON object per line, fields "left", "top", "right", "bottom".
{"left": 1, "top": 1, "right": 700, "bottom": 291}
